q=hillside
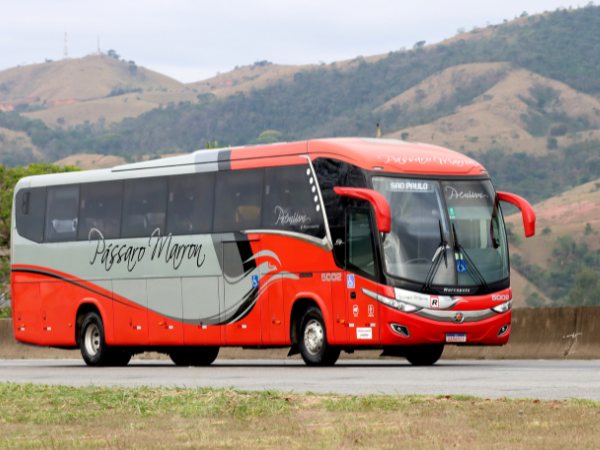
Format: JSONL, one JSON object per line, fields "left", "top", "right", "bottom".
{"left": 0, "top": 126, "right": 42, "bottom": 165}
{"left": 388, "top": 66, "right": 600, "bottom": 154}
{"left": 190, "top": 62, "right": 313, "bottom": 98}
{"left": 507, "top": 179, "right": 600, "bottom": 307}
{"left": 0, "top": 54, "right": 198, "bottom": 126}
{"left": 53, "top": 153, "right": 127, "bottom": 169}
{"left": 0, "top": 6, "right": 599, "bottom": 162}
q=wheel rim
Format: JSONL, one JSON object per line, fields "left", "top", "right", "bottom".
{"left": 303, "top": 319, "right": 324, "bottom": 355}
{"left": 84, "top": 323, "right": 101, "bottom": 356}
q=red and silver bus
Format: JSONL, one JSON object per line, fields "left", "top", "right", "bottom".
{"left": 10, "top": 138, "right": 535, "bottom": 366}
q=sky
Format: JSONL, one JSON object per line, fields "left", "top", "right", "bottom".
{"left": 0, "top": 0, "right": 591, "bottom": 83}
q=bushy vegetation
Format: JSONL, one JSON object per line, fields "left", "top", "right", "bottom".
{"left": 513, "top": 235, "right": 600, "bottom": 307}
{"left": 473, "top": 140, "right": 600, "bottom": 204}
{"left": 0, "top": 164, "right": 79, "bottom": 300}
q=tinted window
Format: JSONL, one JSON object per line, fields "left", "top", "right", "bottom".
{"left": 214, "top": 170, "right": 263, "bottom": 232}
{"left": 122, "top": 178, "right": 167, "bottom": 238}
{"left": 313, "top": 158, "right": 368, "bottom": 265}
{"left": 167, "top": 173, "right": 215, "bottom": 235}
{"left": 78, "top": 182, "right": 122, "bottom": 240}
{"left": 347, "top": 209, "right": 376, "bottom": 277}
{"left": 15, "top": 187, "right": 46, "bottom": 242}
{"left": 45, "top": 185, "right": 80, "bottom": 242}
{"left": 262, "top": 165, "right": 324, "bottom": 237}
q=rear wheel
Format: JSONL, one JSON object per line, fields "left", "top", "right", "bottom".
{"left": 80, "top": 312, "right": 131, "bottom": 366}
{"left": 169, "top": 346, "right": 219, "bottom": 366}
{"left": 404, "top": 344, "right": 444, "bottom": 366}
{"left": 299, "top": 307, "right": 340, "bottom": 366}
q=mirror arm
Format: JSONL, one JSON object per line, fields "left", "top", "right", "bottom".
{"left": 497, "top": 191, "right": 536, "bottom": 238}
{"left": 333, "top": 187, "right": 391, "bottom": 233}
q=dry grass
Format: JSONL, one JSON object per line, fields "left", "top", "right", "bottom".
{"left": 189, "top": 63, "right": 314, "bottom": 98}
{"left": 387, "top": 68, "right": 600, "bottom": 155}
{"left": 0, "top": 54, "right": 198, "bottom": 127}
{"left": 53, "top": 153, "right": 127, "bottom": 169}
{"left": 0, "top": 384, "right": 598, "bottom": 449}
{"left": 375, "top": 62, "right": 510, "bottom": 113}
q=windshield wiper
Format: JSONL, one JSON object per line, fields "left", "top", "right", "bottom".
{"left": 451, "top": 223, "right": 489, "bottom": 290}
{"left": 423, "top": 220, "right": 449, "bottom": 292}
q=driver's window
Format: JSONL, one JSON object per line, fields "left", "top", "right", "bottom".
{"left": 347, "top": 209, "right": 376, "bottom": 277}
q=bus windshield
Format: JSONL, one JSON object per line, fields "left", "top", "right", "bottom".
{"left": 372, "top": 177, "right": 509, "bottom": 290}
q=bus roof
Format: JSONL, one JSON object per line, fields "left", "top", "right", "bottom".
{"left": 17, "top": 138, "right": 486, "bottom": 188}
{"left": 110, "top": 137, "right": 486, "bottom": 176}
{"left": 307, "top": 138, "right": 485, "bottom": 176}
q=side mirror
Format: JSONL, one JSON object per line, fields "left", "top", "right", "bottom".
{"left": 333, "top": 187, "right": 391, "bottom": 233}
{"left": 497, "top": 191, "right": 536, "bottom": 238}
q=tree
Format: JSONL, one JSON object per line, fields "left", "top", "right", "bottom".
{"left": 107, "top": 49, "right": 120, "bottom": 60}
{"left": 128, "top": 60, "right": 137, "bottom": 76}
{"left": 253, "top": 129, "right": 283, "bottom": 144}
{"left": 0, "top": 164, "right": 79, "bottom": 247}
{"left": 567, "top": 268, "right": 600, "bottom": 306}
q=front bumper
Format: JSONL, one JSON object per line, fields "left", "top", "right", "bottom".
{"left": 379, "top": 306, "right": 512, "bottom": 346}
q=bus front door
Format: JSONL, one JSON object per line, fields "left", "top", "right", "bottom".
{"left": 345, "top": 208, "right": 380, "bottom": 346}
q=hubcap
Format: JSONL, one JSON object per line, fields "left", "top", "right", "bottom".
{"left": 303, "top": 319, "right": 324, "bottom": 355}
{"left": 84, "top": 323, "right": 101, "bottom": 356}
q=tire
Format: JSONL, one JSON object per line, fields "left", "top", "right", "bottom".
{"left": 107, "top": 350, "right": 132, "bottom": 367}
{"left": 80, "top": 312, "right": 131, "bottom": 366}
{"left": 169, "top": 346, "right": 219, "bottom": 366}
{"left": 404, "top": 344, "right": 444, "bottom": 366}
{"left": 298, "top": 306, "right": 340, "bottom": 366}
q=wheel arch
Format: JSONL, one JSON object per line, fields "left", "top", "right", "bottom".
{"left": 75, "top": 299, "right": 112, "bottom": 345}
{"left": 289, "top": 294, "right": 332, "bottom": 345}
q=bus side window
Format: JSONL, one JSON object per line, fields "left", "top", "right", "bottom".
{"left": 262, "top": 165, "right": 325, "bottom": 238}
{"left": 78, "top": 181, "right": 122, "bottom": 240}
{"left": 15, "top": 188, "right": 46, "bottom": 243}
{"left": 45, "top": 185, "right": 80, "bottom": 242}
{"left": 167, "top": 173, "right": 215, "bottom": 235}
{"left": 122, "top": 178, "right": 167, "bottom": 238}
{"left": 213, "top": 170, "right": 263, "bottom": 232}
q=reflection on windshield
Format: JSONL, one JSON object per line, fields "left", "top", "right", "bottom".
{"left": 372, "top": 178, "right": 454, "bottom": 285}
{"left": 442, "top": 180, "right": 509, "bottom": 285}
{"left": 372, "top": 177, "right": 509, "bottom": 289}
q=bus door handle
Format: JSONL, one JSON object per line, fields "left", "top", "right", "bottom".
{"left": 350, "top": 292, "right": 356, "bottom": 299}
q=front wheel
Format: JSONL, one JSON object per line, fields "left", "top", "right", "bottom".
{"left": 299, "top": 307, "right": 340, "bottom": 366}
{"left": 169, "top": 346, "right": 219, "bottom": 366}
{"left": 404, "top": 344, "right": 444, "bottom": 366}
{"left": 80, "top": 312, "right": 131, "bottom": 366}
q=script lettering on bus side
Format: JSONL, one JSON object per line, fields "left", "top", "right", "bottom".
{"left": 88, "top": 228, "right": 206, "bottom": 272}
{"left": 273, "top": 205, "right": 312, "bottom": 227}
{"left": 377, "top": 154, "right": 474, "bottom": 168}
{"left": 445, "top": 186, "right": 489, "bottom": 201}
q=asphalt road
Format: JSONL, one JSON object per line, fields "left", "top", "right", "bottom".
{"left": 1, "top": 359, "right": 599, "bottom": 400}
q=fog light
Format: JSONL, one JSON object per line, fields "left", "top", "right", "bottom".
{"left": 391, "top": 323, "right": 410, "bottom": 337}
{"left": 497, "top": 324, "right": 509, "bottom": 336}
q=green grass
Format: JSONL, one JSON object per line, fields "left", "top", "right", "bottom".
{"left": 0, "top": 308, "right": 11, "bottom": 319}
{"left": 1, "top": 383, "right": 599, "bottom": 449}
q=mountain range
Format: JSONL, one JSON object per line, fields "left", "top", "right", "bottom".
{"left": 0, "top": 4, "right": 599, "bottom": 306}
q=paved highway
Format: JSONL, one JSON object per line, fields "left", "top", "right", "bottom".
{"left": 1, "top": 359, "right": 598, "bottom": 400}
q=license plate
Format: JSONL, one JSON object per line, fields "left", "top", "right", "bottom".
{"left": 446, "top": 333, "right": 467, "bottom": 343}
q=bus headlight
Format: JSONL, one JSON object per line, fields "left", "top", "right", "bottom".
{"left": 362, "top": 288, "right": 421, "bottom": 313}
{"left": 492, "top": 300, "right": 512, "bottom": 313}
